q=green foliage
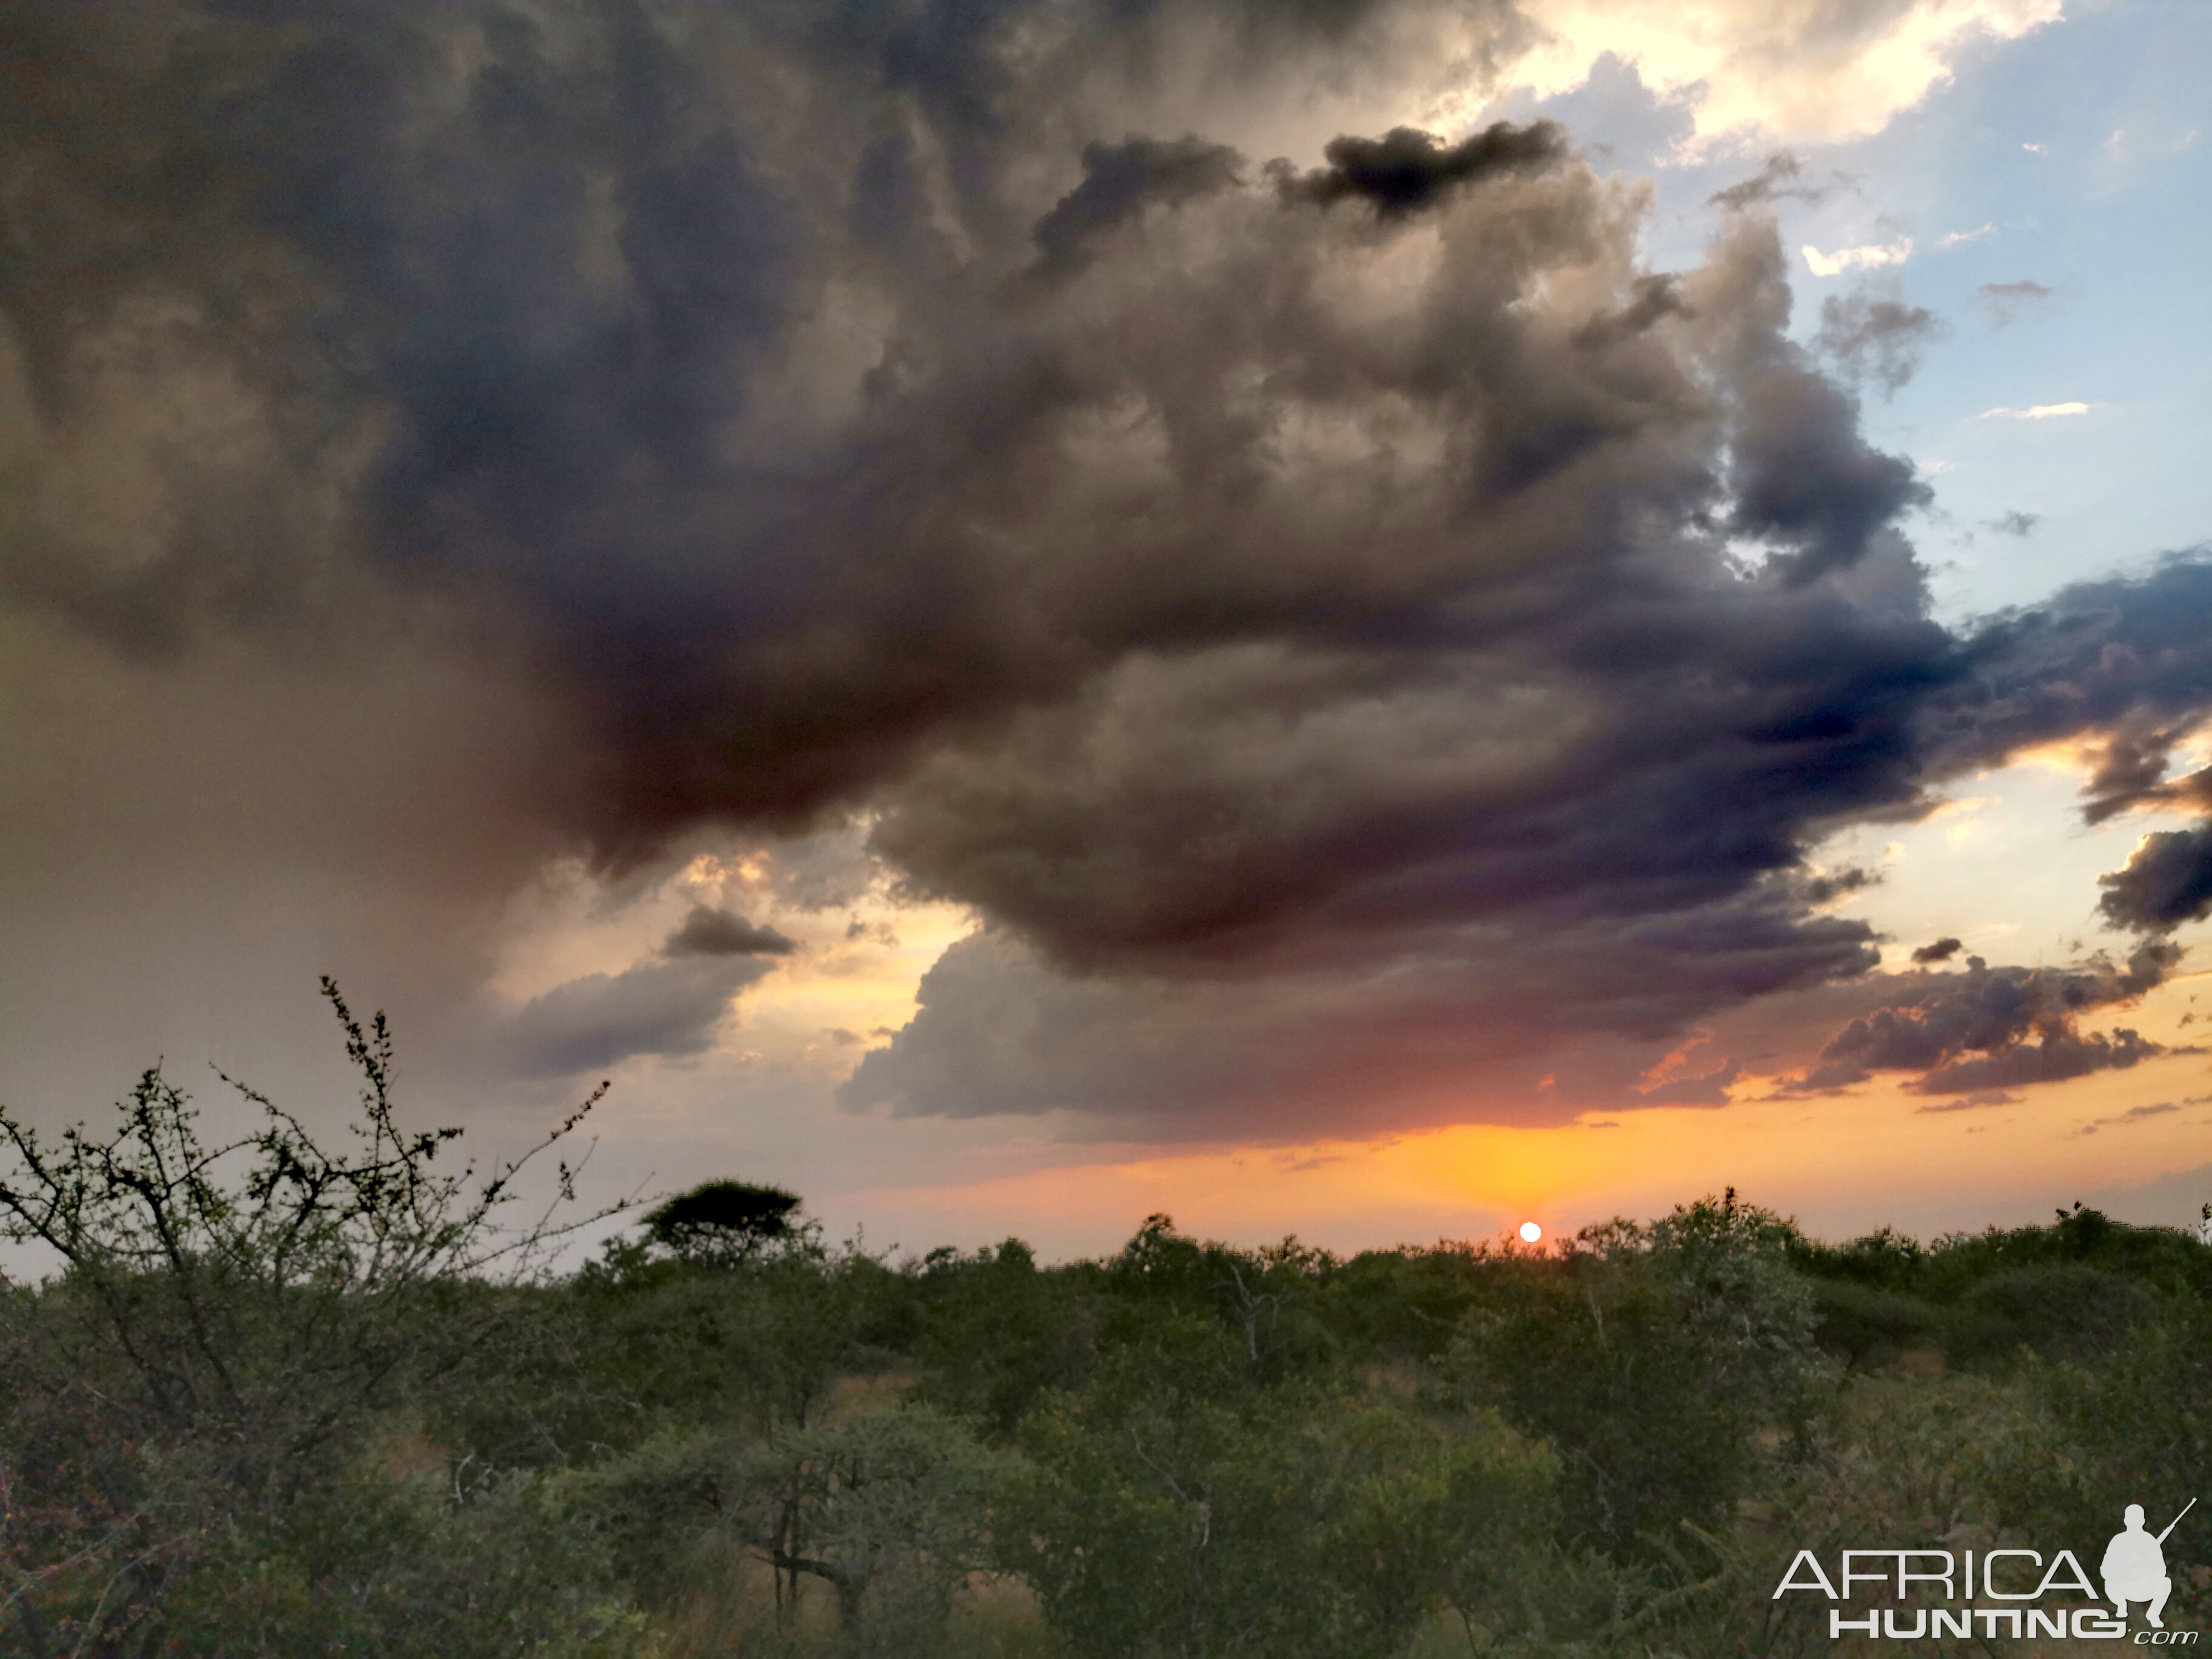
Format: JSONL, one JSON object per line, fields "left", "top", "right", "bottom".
{"left": 13, "top": 996, "right": 2212, "bottom": 1659}
{"left": 150, "top": 1470, "right": 659, "bottom": 1659}
{"left": 422, "top": 1230, "right": 925, "bottom": 1481}
{"left": 1452, "top": 1194, "right": 1821, "bottom": 1559}
{"left": 0, "top": 981, "right": 614, "bottom": 1655}
{"left": 1790, "top": 1204, "right": 2201, "bottom": 1371}
{"left": 576, "top": 1407, "right": 1014, "bottom": 1657}
{"left": 1099, "top": 1215, "right": 1342, "bottom": 1384}
{"left": 910, "top": 1239, "right": 1098, "bottom": 1436}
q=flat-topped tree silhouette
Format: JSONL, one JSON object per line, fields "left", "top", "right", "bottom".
{"left": 642, "top": 1179, "right": 803, "bottom": 1267}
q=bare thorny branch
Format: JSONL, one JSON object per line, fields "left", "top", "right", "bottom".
{"left": 0, "top": 979, "right": 626, "bottom": 1640}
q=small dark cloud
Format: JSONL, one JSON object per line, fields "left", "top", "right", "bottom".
{"left": 495, "top": 956, "right": 771, "bottom": 1081}
{"left": 1030, "top": 135, "right": 1242, "bottom": 281}
{"left": 1276, "top": 120, "right": 1567, "bottom": 216}
{"left": 665, "top": 905, "right": 796, "bottom": 957}
{"left": 1708, "top": 152, "right": 1832, "bottom": 212}
{"left": 1635, "top": 1057, "right": 1741, "bottom": 1105}
{"left": 2119, "top": 1101, "right": 2179, "bottom": 1121}
{"left": 1973, "top": 280, "right": 2054, "bottom": 326}
{"left": 2099, "top": 825, "right": 2212, "bottom": 932}
{"left": 1911, "top": 936, "right": 1963, "bottom": 965}
{"left": 2078, "top": 1100, "right": 2182, "bottom": 1135}
{"left": 1817, "top": 291, "right": 1943, "bottom": 395}
{"left": 1914, "top": 1088, "right": 2019, "bottom": 1113}
{"left": 1988, "top": 511, "right": 2040, "bottom": 537}
{"left": 1805, "top": 866, "right": 1878, "bottom": 905}
{"left": 1570, "top": 272, "right": 1685, "bottom": 350}
{"left": 2076, "top": 720, "right": 2212, "bottom": 825}
{"left": 1911, "top": 1027, "right": 2160, "bottom": 1095}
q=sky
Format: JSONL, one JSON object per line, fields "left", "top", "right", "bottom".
{"left": 4, "top": 0, "right": 2211, "bottom": 1262}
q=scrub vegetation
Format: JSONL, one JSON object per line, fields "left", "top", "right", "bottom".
{"left": 4, "top": 994, "right": 2208, "bottom": 1657}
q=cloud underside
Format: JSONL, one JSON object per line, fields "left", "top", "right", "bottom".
{"left": 497, "top": 954, "right": 772, "bottom": 1080}
{"left": 7, "top": 0, "right": 2205, "bottom": 1126}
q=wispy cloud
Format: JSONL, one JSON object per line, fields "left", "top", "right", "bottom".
{"left": 2077, "top": 1101, "right": 2181, "bottom": 1134}
{"left": 1803, "top": 238, "right": 1912, "bottom": 276}
{"left": 1974, "top": 279, "right": 2054, "bottom": 326}
{"left": 1939, "top": 224, "right": 1994, "bottom": 248}
{"left": 1980, "top": 401, "right": 2091, "bottom": 420}
{"left": 1915, "top": 1089, "right": 2019, "bottom": 1114}
{"left": 2022, "top": 141, "right": 2047, "bottom": 155}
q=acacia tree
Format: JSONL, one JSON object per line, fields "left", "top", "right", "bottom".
{"left": 639, "top": 1178, "right": 804, "bottom": 1267}
{"left": 0, "top": 978, "right": 617, "bottom": 1655}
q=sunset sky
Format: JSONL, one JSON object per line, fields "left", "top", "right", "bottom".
{"left": 4, "top": 0, "right": 2210, "bottom": 1261}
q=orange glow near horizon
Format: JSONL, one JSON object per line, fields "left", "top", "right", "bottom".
{"left": 839, "top": 1002, "right": 2212, "bottom": 1258}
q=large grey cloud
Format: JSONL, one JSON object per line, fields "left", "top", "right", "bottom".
{"left": 6, "top": 1, "right": 2211, "bottom": 1124}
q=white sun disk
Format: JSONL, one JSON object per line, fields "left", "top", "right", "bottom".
{"left": 1518, "top": 1221, "right": 1543, "bottom": 1243}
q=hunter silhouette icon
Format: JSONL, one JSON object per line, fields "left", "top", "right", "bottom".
{"left": 2103, "top": 1499, "right": 2194, "bottom": 1627}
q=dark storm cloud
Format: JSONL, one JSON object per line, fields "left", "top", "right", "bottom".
{"left": 1973, "top": 280, "right": 2053, "bottom": 326}
{"left": 1817, "top": 292, "right": 1942, "bottom": 395}
{"left": 1911, "top": 937, "right": 1962, "bottom": 964}
{"left": 11, "top": 0, "right": 2212, "bottom": 1134}
{"left": 664, "top": 905, "right": 796, "bottom": 957}
{"left": 1275, "top": 119, "right": 1567, "bottom": 215}
{"left": 842, "top": 891, "right": 1883, "bottom": 1136}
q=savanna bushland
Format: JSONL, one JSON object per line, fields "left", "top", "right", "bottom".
{"left": 3, "top": 989, "right": 2207, "bottom": 1658}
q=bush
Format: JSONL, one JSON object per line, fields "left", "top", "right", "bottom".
{"left": 1002, "top": 1307, "right": 1566, "bottom": 1659}
{"left": 1453, "top": 1195, "right": 1821, "bottom": 1559}
{"left": 0, "top": 980, "right": 614, "bottom": 1654}
{"left": 577, "top": 1406, "right": 1014, "bottom": 1657}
